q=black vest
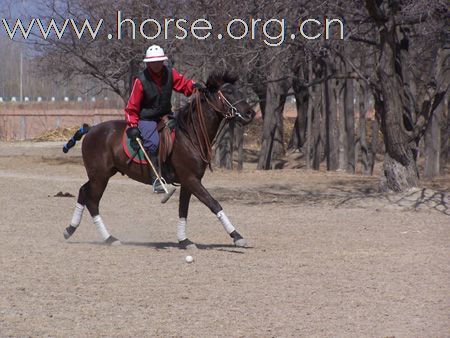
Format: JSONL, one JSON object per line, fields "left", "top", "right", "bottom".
{"left": 138, "top": 65, "right": 173, "bottom": 121}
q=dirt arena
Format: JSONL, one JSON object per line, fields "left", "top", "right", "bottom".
{"left": 0, "top": 141, "right": 449, "bottom": 337}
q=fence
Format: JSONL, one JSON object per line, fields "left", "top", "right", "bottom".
{"left": 0, "top": 92, "right": 196, "bottom": 140}
{"left": 0, "top": 107, "right": 123, "bottom": 140}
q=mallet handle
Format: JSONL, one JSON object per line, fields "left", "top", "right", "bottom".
{"left": 135, "top": 137, "right": 169, "bottom": 194}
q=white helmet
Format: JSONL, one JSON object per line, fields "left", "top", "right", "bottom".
{"left": 143, "top": 45, "right": 168, "bottom": 63}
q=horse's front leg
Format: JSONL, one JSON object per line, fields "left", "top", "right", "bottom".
{"left": 184, "top": 178, "right": 247, "bottom": 247}
{"left": 177, "top": 186, "right": 197, "bottom": 249}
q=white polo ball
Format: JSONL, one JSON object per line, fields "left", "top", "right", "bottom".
{"left": 185, "top": 255, "right": 194, "bottom": 263}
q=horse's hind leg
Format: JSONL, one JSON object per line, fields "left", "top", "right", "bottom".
{"left": 85, "top": 178, "right": 120, "bottom": 245}
{"left": 185, "top": 178, "right": 247, "bottom": 247}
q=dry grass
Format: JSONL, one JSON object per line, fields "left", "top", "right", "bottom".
{"left": 33, "top": 126, "right": 81, "bottom": 142}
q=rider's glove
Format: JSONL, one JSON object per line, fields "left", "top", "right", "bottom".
{"left": 126, "top": 127, "right": 141, "bottom": 152}
{"left": 126, "top": 126, "right": 141, "bottom": 140}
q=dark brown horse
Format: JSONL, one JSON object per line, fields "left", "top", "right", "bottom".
{"left": 63, "top": 70, "right": 256, "bottom": 248}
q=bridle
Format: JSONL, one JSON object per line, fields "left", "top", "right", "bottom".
{"left": 205, "top": 83, "right": 247, "bottom": 122}
{"left": 188, "top": 84, "right": 249, "bottom": 169}
{"left": 217, "top": 90, "right": 247, "bottom": 120}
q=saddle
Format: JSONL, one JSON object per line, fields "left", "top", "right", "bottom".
{"left": 156, "top": 115, "right": 176, "bottom": 164}
{"left": 123, "top": 115, "right": 176, "bottom": 165}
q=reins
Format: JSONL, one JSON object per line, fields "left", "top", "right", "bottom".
{"left": 189, "top": 91, "right": 213, "bottom": 169}
{"left": 187, "top": 88, "right": 242, "bottom": 170}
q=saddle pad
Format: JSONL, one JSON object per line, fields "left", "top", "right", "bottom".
{"left": 122, "top": 123, "right": 176, "bottom": 165}
{"left": 122, "top": 129, "right": 148, "bottom": 165}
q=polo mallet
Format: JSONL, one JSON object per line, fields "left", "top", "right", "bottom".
{"left": 135, "top": 137, "right": 176, "bottom": 204}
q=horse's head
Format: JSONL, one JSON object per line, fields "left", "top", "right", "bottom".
{"left": 205, "top": 70, "right": 256, "bottom": 126}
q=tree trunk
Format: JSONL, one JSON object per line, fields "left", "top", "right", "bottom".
{"left": 305, "top": 90, "right": 313, "bottom": 169}
{"left": 214, "top": 122, "right": 234, "bottom": 169}
{"left": 380, "top": 151, "right": 419, "bottom": 191}
{"left": 273, "top": 105, "right": 286, "bottom": 160}
{"left": 424, "top": 102, "right": 442, "bottom": 177}
{"left": 235, "top": 123, "right": 244, "bottom": 171}
{"left": 344, "top": 67, "right": 355, "bottom": 173}
{"left": 257, "top": 58, "right": 290, "bottom": 170}
{"left": 337, "top": 79, "right": 348, "bottom": 171}
{"left": 324, "top": 75, "right": 339, "bottom": 171}
{"left": 305, "top": 60, "right": 322, "bottom": 170}
{"left": 370, "top": 112, "right": 379, "bottom": 175}
{"left": 289, "top": 69, "right": 308, "bottom": 151}
{"left": 312, "top": 90, "right": 323, "bottom": 170}
{"left": 441, "top": 99, "right": 450, "bottom": 165}
{"left": 364, "top": 0, "right": 423, "bottom": 191}
{"left": 376, "top": 71, "right": 419, "bottom": 191}
{"left": 252, "top": 83, "right": 267, "bottom": 120}
{"left": 372, "top": 15, "right": 419, "bottom": 191}
{"left": 358, "top": 82, "right": 370, "bottom": 175}
{"left": 249, "top": 63, "right": 267, "bottom": 120}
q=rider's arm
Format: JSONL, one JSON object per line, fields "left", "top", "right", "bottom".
{"left": 172, "top": 68, "right": 194, "bottom": 97}
{"left": 125, "top": 78, "right": 143, "bottom": 127}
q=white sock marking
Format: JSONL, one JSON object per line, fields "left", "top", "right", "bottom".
{"left": 70, "top": 203, "right": 85, "bottom": 228}
{"left": 93, "top": 215, "right": 110, "bottom": 241}
{"left": 217, "top": 210, "right": 235, "bottom": 234}
{"left": 177, "top": 218, "right": 187, "bottom": 241}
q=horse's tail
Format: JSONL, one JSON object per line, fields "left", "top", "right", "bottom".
{"left": 62, "top": 124, "right": 90, "bottom": 153}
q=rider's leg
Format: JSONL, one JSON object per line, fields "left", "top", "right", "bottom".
{"left": 138, "top": 120, "right": 164, "bottom": 193}
{"left": 138, "top": 120, "right": 159, "bottom": 154}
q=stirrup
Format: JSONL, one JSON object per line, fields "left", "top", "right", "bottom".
{"left": 152, "top": 178, "right": 166, "bottom": 194}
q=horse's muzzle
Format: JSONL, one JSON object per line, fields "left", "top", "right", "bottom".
{"left": 238, "top": 109, "right": 256, "bottom": 126}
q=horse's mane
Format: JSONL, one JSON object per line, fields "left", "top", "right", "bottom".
{"left": 205, "top": 69, "right": 238, "bottom": 92}
{"left": 176, "top": 70, "right": 238, "bottom": 131}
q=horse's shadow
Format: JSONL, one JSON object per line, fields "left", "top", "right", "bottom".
{"left": 66, "top": 240, "right": 250, "bottom": 253}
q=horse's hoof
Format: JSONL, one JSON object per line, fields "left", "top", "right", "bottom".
{"left": 234, "top": 238, "right": 248, "bottom": 248}
{"left": 230, "top": 230, "right": 247, "bottom": 247}
{"left": 105, "top": 236, "right": 121, "bottom": 246}
{"left": 63, "top": 225, "right": 77, "bottom": 240}
{"left": 178, "top": 238, "right": 197, "bottom": 250}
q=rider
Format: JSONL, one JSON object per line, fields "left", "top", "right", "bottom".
{"left": 125, "top": 45, "right": 202, "bottom": 193}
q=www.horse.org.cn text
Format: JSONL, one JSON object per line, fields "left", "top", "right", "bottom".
{"left": 1, "top": 11, "right": 345, "bottom": 47}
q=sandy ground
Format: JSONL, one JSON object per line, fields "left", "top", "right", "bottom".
{"left": 0, "top": 141, "right": 449, "bottom": 337}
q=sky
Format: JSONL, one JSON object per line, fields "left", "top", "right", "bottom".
{"left": 0, "top": 0, "right": 42, "bottom": 16}
{"left": 0, "top": 0, "right": 52, "bottom": 40}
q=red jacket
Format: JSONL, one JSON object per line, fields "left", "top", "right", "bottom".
{"left": 125, "top": 67, "right": 194, "bottom": 127}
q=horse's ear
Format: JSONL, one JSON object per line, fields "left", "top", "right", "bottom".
{"left": 222, "top": 71, "right": 239, "bottom": 85}
{"left": 206, "top": 70, "right": 222, "bottom": 92}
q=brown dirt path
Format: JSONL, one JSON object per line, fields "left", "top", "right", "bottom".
{"left": 0, "top": 141, "right": 449, "bottom": 337}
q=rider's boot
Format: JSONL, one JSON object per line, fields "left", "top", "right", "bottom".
{"left": 149, "top": 153, "right": 165, "bottom": 194}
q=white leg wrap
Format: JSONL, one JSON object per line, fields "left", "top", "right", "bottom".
{"left": 93, "top": 215, "right": 110, "bottom": 241}
{"left": 177, "top": 218, "right": 187, "bottom": 242}
{"left": 70, "top": 203, "right": 85, "bottom": 228}
{"left": 217, "top": 210, "right": 235, "bottom": 234}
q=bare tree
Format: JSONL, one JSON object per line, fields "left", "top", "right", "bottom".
{"left": 355, "top": 0, "right": 449, "bottom": 191}
{"left": 8, "top": 0, "right": 448, "bottom": 184}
